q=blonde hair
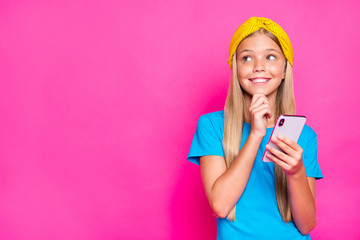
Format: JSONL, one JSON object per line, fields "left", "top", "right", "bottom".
{"left": 223, "top": 29, "right": 296, "bottom": 222}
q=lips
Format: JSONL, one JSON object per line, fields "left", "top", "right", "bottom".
{"left": 249, "top": 78, "right": 271, "bottom": 84}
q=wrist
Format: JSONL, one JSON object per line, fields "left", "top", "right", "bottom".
{"left": 286, "top": 164, "right": 307, "bottom": 180}
{"left": 248, "top": 131, "right": 265, "bottom": 142}
{"left": 249, "top": 130, "right": 265, "bottom": 139}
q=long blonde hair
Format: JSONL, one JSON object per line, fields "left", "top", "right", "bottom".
{"left": 223, "top": 29, "right": 296, "bottom": 222}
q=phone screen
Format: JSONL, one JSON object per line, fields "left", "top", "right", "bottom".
{"left": 262, "top": 115, "right": 306, "bottom": 162}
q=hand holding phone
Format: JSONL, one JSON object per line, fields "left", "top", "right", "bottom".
{"left": 262, "top": 115, "right": 306, "bottom": 162}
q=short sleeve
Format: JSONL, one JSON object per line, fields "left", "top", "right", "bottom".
{"left": 301, "top": 127, "right": 323, "bottom": 179}
{"left": 187, "top": 114, "right": 225, "bottom": 165}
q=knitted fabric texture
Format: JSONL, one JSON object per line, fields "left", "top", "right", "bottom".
{"left": 228, "top": 17, "right": 293, "bottom": 69}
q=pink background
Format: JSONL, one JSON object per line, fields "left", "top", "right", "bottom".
{"left": 1, "top": 0, "right": 359, "bottom": 239}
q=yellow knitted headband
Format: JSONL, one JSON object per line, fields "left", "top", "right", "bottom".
{"left": 228, "top": 17, "right": 293, "bottom": 69}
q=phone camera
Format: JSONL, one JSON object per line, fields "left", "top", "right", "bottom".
{"left": 279, "top": 119, "right": 285, "bottom": 127}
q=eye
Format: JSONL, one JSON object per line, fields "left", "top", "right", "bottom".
{"left": 242, "top": 56, "right": 252, "bottom": 62}
{"left": 267, "top": 54, "right": 276, "bottom": 60}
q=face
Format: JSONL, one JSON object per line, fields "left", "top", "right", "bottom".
{"left": 236, "top": 33, "right": 286, "bottom": 99}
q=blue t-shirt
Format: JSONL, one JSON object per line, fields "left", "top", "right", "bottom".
{"left": 187, "top": 111, "right": 323, "bottom": 240}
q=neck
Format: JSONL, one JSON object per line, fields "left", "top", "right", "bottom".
{"left": 243, "top": 92, "right": 277, "bottom": 128}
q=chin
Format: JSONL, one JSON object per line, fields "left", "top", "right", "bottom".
{"left": 251, "top": 90, "right": 268, "bottom": 96}
{"left": 245, "top": 89, "right": 277, "bottom": 99}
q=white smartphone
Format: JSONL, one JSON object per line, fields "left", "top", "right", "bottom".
{"left": 262, "top": 115, "right": 306, "bottom": 162}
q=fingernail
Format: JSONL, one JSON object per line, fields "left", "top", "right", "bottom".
{"left": 278, "top": 135, "right": 283, "bottom": 140}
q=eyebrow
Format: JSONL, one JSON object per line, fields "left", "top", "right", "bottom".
{"left": 238, "top": 48, "right": 281, "bottom": 54}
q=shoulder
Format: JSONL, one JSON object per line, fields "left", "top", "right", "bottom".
{"left": 298, "top": 124, "right": 317, "bottom": 149}
{"left": 196, "top": 110, "right": 224, "bottom": 137}
{"left": 198, "top": 110, "right": 224, "bottom": 130}
{"left": 299, "top": 124, "right": 323, "bottom": 178}
{"left": 301, "top": 124, "right": 317, "bottom": 139}
{"left": 199, "top": 110, "right": 224, "bottom": 122}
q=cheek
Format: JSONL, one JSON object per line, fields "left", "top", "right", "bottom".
{"left": 236, "top": 64, "right": 252, "bottom": 79}
{"left": 268, "top": 65, "right": 285, "bottom": 78}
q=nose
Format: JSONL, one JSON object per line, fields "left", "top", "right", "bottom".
{"left": 253, "top": 59, "right": 266, "bottom": 72}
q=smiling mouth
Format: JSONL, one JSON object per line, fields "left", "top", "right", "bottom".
{"left": 249, "top": 78, "right": 271, "bottom": 84}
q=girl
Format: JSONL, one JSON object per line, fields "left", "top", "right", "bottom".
{"left": 187, "top": 17, "right": 323, "bottom": 239}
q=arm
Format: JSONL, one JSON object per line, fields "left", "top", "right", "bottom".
{"left": 200, "top": 94, "right": 272, "bottom": 218}
{"left": 266, "top": 135, "right": 317, "bottom": 235}
{"left": 200, "top": 132, "right": 263, "bottom": 218}
{"left": 288, "top": 175, "right": 317, "bottom": 235}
